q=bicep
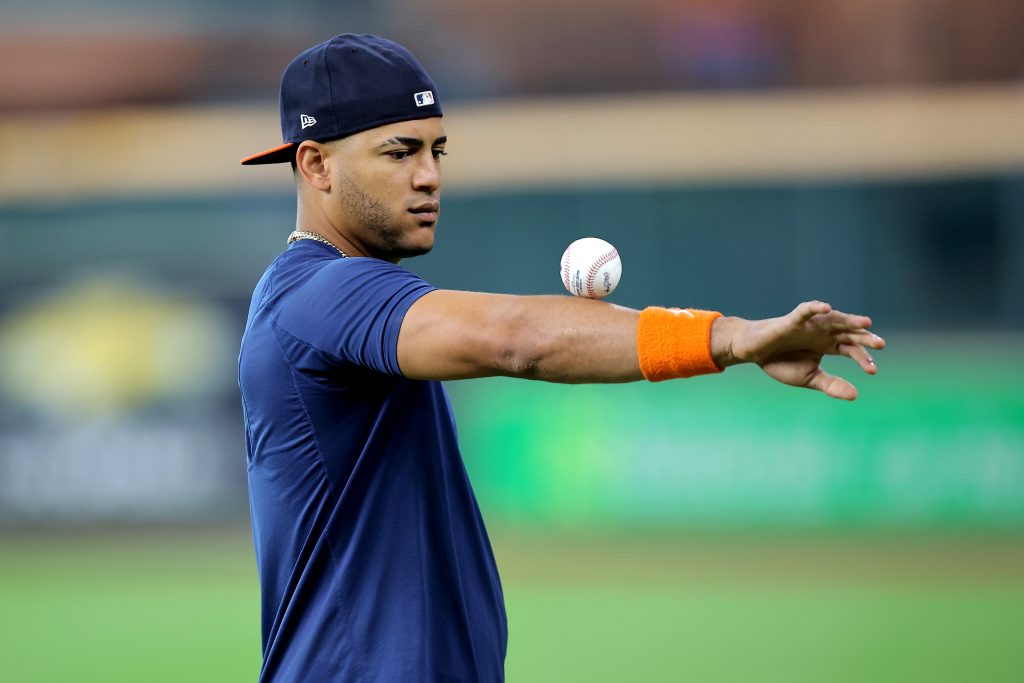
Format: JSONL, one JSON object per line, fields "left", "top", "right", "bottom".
{"left": 397, "top": 289, "right": 519, "bottom": 381}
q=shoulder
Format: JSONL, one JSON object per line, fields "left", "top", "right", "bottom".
{"left": 323, "top": 256, "right": 422, "bottom": 277}
{"left": 301, "top": 257, "right": 431, "bottom": 295}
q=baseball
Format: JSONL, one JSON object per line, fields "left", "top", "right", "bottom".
{"left": 560, "top": 237, "right": 622, "bottom": 299}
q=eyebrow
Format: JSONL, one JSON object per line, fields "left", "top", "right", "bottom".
{"left": 378, "top": 135, "right": 447, "bottom": 148}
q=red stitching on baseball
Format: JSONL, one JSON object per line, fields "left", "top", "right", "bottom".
{"left": 561, "top": 243, "right": 573, "bottom": 293}
{"left": 585, "top": 248, "right": 618, "bottom": 297}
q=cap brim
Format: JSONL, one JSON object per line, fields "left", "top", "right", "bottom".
{"left": 240, "top": 142, "right": 296, "bottom": 166}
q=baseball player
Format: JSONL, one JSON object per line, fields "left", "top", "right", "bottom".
{"left": 238, "top": 33, "right": 885, "bottom": 682}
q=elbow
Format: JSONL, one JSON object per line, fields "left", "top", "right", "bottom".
{"left": 499, "top": 346, "right": 543, "bottom": 378}
{"left": 491, "top": 317, "right": 547, "bottom": 379}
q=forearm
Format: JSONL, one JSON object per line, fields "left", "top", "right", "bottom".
{"left": 499, "top": 298, "right": 741, "bottom": 382}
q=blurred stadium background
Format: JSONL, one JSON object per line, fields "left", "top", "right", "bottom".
{"left": 1, "top": 1, "right": 1023, "bottom": 681}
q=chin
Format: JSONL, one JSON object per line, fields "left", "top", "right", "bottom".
{"left": 367, "top": 222, "right": 434, "bottom": 261}
{"left": 391, "top": 238, "right": 434, "bottom": 260}
{"left": 406, "top": 242, "right": 434, "bottom": 258}
{"left": 405, "top": 225, "right": 436, "bottom": 255}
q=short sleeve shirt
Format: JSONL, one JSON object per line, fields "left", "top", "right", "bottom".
{"left": 238, "top": 239, "right": 507, "bottom": 682}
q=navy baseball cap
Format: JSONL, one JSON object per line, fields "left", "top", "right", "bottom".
{"left": 241, "top": 34, "right": 443, "bottom": 165}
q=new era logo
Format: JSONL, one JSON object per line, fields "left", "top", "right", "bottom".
{"left": 300, "top": 114, "right": 317, "bottom": 130}
{"left": 414, "top": 91, "right": 434, "bottom": 107}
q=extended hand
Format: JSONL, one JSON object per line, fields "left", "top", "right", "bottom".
{"left": 711, "top": 301, "right": 885, "bottom": 401}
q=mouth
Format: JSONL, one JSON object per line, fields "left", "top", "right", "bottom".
{"left": 408, "top": 201, "right": 439, "bottom": 224}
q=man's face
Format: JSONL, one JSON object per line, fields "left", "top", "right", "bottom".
{"left": 328, "top": 117, "right": 446, "bottom": 262}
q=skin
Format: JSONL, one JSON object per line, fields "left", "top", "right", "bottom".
{"left": 294, "top": 117, "right": 447, "bottom": 262}
{"left": 293, "top": 117, "right": 885, "bottom": 401}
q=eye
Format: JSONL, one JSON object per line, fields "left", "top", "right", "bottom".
{"left": 387, "top": 150, "right": 411, "bottom": 161}
{"left": 432, "top": 149, "right": 448, "bottom": 160}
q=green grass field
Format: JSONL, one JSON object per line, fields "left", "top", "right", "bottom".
{"left": 1, "top": 529, "right": 1022, "bottom": 682}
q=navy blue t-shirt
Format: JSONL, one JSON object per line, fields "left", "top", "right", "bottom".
{"left": 238, "top": 239, "right": 507, "bottom": 682}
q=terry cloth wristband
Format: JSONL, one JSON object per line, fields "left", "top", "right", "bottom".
{"left": 637, "top": 307, "right": 724, "bottom": 382}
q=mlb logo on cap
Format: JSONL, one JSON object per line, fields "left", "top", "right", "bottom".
{"left": 415, "top": 91, "right": 435, "bottom": 107}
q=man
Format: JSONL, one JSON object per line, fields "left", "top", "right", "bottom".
{"left": 238, "top": 34, "right": 884, "bottom": 682}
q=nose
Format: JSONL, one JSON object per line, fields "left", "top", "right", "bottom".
{"left": 412, "top": 154, "right": 441, "bottom": 193}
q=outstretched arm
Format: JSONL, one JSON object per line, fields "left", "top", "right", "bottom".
{"left": 397, "top": 291, "right": 884, "bottom": 399}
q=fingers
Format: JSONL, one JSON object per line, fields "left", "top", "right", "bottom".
{"left": 807, "top": 368, "right": 859, "bottom": 401}
{"left": 832, "top": 330, "right": 886, "bottom": 350}
{"left": 790, "top": 300, "right": 832, "bottom": 325}
{"left": 836, "top": 343, "right": 877, "bottom": 374}
{"left": 810, "top": 308, "right": 886, "bottom": 355}
{"left": 819, "top": 310, "right": 874, "bottom": 333}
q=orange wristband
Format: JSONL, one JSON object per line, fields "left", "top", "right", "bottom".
{"left": 637, "top": 307, "right": 724, "bottom": 381}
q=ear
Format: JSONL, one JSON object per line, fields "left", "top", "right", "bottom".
{"left": 295, "top": 141, "right": 332, "bottom": 191}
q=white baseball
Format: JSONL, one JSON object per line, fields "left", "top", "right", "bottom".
{"left": 560, "top": 237, "right": 622, "bottom": 299}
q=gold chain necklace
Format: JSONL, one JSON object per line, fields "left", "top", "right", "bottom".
{"left": 287, "top": 230, "right": 348, "bottom": 257}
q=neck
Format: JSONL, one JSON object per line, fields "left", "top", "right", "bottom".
{"left": 296, "top": 201, "right": 362, "bottom": 258}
